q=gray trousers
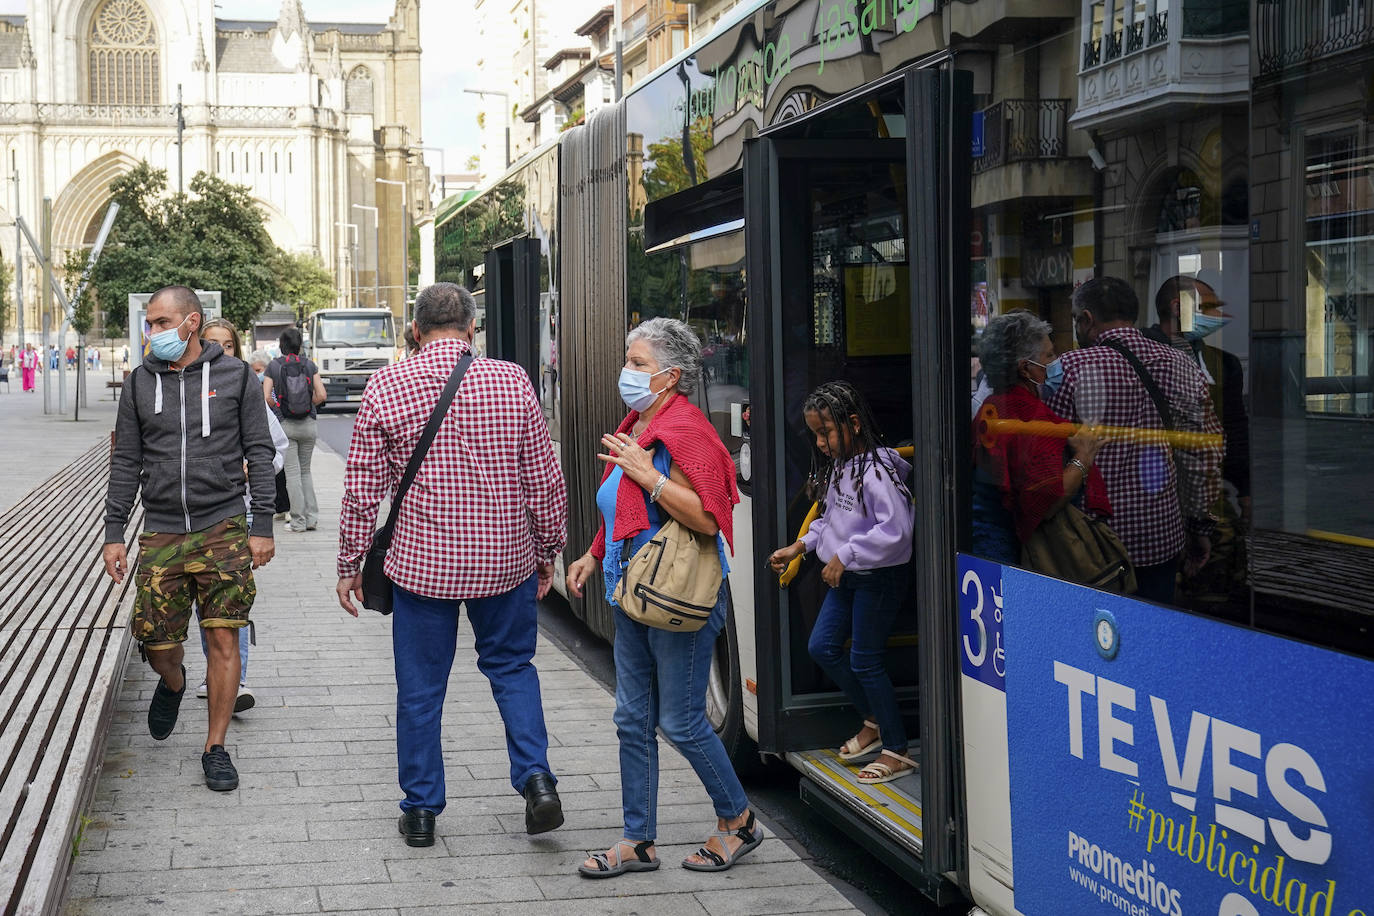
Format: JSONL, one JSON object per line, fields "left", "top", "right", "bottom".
{"left": 280, "top": 416, "right": 319, "bottom": 530}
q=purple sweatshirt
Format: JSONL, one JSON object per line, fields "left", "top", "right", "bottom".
{"left": 800, "top": 448, "right": 915, "bottom": 570}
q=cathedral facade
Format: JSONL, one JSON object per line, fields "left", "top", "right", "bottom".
{"left": 0, "top": 0, "right": 424, "bottom": 335}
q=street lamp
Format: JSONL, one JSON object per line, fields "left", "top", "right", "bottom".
{"left": 462, "top": 88, "right": 511, "bottom": 169}
{"left": 335, "top": 221, "right": 359, "bottom": 307}
{"left": 376, "top": 177, "right": 409, "bottom": 325}
{"left": 414, "top": 144, "right": 446, "bottom": 204}
{"left": 351, "top": 204, "right": 379, "bottom": 308}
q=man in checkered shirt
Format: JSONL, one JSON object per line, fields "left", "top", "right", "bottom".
{"left": 335, "top": 283, "right": 569, "bottom": 847}
{"left": 1046, "top": 277, "right": 1223, "bottom": 604}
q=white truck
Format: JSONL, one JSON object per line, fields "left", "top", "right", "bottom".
{"left": 305, "top": 308, "right": 400, "bottom": 406}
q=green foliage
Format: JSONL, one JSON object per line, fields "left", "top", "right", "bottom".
{"left": 60, "top": 248, "right": 97, "bottom": 336}
{"left": 434, "top": 179, "right": 526, "bottom": 286}
{"left": 0, "top": 250, "right": 11, "bottom": 336}
{"left": 640, "top": 121, "right": 713, "bottom": 211}
{"left": 274, "top": 250, "right": 337, "bottom": 321}
{"left": 89, "top": 162, "right": 284, "bottom": 334}
{"left": 561, "top": 105, "right": 585, "bottom": 132}
{"left": 408, "top": 224, "right": 421, "bottom": 289}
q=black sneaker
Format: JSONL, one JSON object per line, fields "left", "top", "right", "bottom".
{"left": 202, "top": 745, "right": 239, "bottom": 791}
{"left": 147, "top": 665, "right": 186, "bottom": 740}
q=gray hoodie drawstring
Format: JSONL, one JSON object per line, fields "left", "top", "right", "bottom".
{"left": 201, "top": 362, "right": 211, "bottom": 438}
{"left": 154, "top": 373, "right": 163, "bottom": 414}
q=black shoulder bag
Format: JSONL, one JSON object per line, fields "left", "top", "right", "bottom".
{"left": 361, "top": 353, "right": 473, "bottom": 614}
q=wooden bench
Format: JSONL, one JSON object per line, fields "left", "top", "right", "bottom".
{"left": 0, "top": 441, "right": 142, "bottom": 916}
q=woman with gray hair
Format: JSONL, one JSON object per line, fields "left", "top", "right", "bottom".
{"left": 566, "top": 316, "right": 763, "bottom": 878}
{"left": 972, "top": 310, "right": 1108, "bottom": 563}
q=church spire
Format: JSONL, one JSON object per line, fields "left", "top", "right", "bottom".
{"left": 277, "top": 0, "right": 309, "bottom": 41}
{"left": 192, "top": 20, "right": 210, "bottom": 72}
{"left": 17, "top": 23, "right": 35, "bottom": 69}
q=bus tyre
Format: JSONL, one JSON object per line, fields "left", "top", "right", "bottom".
{"left": 707, "top": 598, "right": 759, "bottom": 776}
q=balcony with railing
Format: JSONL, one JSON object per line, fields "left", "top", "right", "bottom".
{"left": 972, "top": 98, "right": 1095, "bottom": 207}
{"left": 1257, "top": 0, "right": 1374, "bottom": 78}
{"left": 1075, "top": 1, "right": 1249, "bottom": 130}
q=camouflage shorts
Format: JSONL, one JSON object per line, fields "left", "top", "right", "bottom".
{"left": 133, "top": 515, "right": 256, "bottom": 649}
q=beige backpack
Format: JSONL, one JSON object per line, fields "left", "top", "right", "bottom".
{"left": 613, "top": 517, "right": 722, "bottom": 632}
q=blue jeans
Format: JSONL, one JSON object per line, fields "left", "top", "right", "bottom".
{"left": 198, "top": 613, "right": 249, "bottom": 681}
{"left": 613, "top": 592, "right": 750, "bottom": 842}
{"left": 808, "top": 566, "right": 909, "bottom": 753}
{"left": 392, "top": 574, "right": 553, "bottom": 814}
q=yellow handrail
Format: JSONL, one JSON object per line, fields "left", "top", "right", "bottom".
{"left": 777, "top": 445, "right": 915, "bottom": 587}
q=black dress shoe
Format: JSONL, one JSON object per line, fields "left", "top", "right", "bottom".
{"left": 523, "top": 771, "right": 564, "bottom": 835}
{"left": 397, "top": 807, "right": 436, "bottom": 847}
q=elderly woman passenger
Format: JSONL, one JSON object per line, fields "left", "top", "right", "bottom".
{"left": 972, "top": 310, "right": 1109, "bottom": 564}
{"left": 566, "top": 317, "right": 763, "bottom": 878}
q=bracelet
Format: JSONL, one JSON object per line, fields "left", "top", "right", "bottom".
{"left": 1068, "top": 458, "right": 1088, "bottom": 476}
{"left": 648, "top": 474, "right": 669, "bottom": 503}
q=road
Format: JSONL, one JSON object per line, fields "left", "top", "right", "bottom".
{"left": 316, "top": 410, "right": 964, "bottom": 916}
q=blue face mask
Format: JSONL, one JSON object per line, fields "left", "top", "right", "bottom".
{"left": 149, "top": 315, "right": 192, "bottom": 362}
{"left": 1030, "top": 358, "right": 1065, "bottom": 400}
{"left": 1183, "top": 312, "right": 1230, "bottom": 342}
{"left": 618, "top": 366, "right": 675, "bottom": 412}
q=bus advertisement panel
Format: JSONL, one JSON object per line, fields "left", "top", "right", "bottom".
{"left": 999, "top": 565, "right": 1374, "bottom": 916}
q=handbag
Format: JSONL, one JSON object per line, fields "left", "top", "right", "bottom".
{"left": 613, "top": 514, "right": 722, "bottom": 632}
{"left": 361, "top": 353, "right": 473, "bottom": 614}
{"left": 1021, "top": 503, "right": 1137, "bottom": 594}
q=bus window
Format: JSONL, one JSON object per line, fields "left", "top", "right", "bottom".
{"left": 962, "top": 21, "right": 1374, "bottom": 657}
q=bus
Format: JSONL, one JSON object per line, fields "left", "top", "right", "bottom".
{"left": 435, "top": 2, "right": 1374, "bottom": 911}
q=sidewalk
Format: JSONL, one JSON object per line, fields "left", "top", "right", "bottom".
{"left": 0, "top": 369, "right": 120, "bottom": 514}
{"left": 62, "top": 444, "right": 863, "bottom": 915}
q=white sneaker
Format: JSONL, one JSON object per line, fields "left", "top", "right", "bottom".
{"left": 195, "top": 679, "right": 208, "bottom": 699}
{"left": 234, "top": 683, "right": 255, "bottom": 713}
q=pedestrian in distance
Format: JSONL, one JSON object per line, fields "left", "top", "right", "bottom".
{"left": 20, "top": 342, "right": 38, "bottom": 392}
{"left": 250, "top": 348, "right": 292, "bottom": 521}
{"left": 1045, "top": 276, "right": 1223, "bottom": 605}
{"left": 336, "top": 282, "right": 569, "bottom": 849}
{"left": 263, "top": 328, "right": 326, "bottom": 532}
{"left": 197, "top": 318, "right": 290, "bottom": 713}
{"left": 101, "top": 285, "right": 277, "bottom": 792}
{"left": 768, "top": 380, "right": 919, "bottom": 784}
{"left": 566, "top": 316, "right": 764, "bottom": 879}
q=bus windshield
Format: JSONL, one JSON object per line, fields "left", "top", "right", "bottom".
{"left": 313, "top": 315, "right": 394, "bottom": 347}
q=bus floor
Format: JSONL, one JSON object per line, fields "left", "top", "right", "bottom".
{"left": 787, "top": 742, "right": 924, "bottom": 859}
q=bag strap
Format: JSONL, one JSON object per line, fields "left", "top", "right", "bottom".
{"left": 1095, "top": 335, "right": 1174, "bottom": 430}
{"left": 375, "top": 353, "right": 473, "bottom": 547}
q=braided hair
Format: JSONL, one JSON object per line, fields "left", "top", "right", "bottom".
{"left": 803, "top": 381, "right": 910, "bottom": 516}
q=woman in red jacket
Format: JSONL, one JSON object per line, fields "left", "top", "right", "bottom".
{"left": 566, "top": 317, "right": 763, "bottom": 879}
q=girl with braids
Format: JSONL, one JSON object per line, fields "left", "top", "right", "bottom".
{"left": 768, "top": 381, "right": 917, "bottom": 784}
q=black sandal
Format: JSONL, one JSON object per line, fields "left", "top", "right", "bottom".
{"left": 578, "top": 839, "right": 659, "bottom": 879}
{"left": 681, "top": 811, "right": 766, "bottom": 872}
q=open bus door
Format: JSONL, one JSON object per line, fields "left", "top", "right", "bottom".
{"left": 483, "top": 236, "right": 540, "bottom": 385}
{"left": 744, "top": 68, "right": 970, "bottom": 901}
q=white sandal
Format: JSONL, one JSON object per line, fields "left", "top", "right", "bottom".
{"left": 856, "top": 750, "right": 918, "bottom": 784}
{"left": 838, "top": 720, "right": 882, "bottom": 761}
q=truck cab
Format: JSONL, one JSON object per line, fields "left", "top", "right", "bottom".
{"left": 306, "top": 308, "right": 399, "bottom": 405}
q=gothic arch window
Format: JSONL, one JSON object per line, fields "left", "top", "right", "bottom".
{"left": 346, "top": 66, "right": 374, "bottom": 114}
{"left": 88, "top": 0, "right": 160, "bottom": 105}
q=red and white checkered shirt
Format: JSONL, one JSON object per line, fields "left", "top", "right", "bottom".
{"left": 1046, "top": 327, "right": 1223, "bottom": 567}
{"left": 337, "top": 338, "right": 568, "bottom": 599}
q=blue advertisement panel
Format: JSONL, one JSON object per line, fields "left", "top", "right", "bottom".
{"left": 1002, "top": 565, "right": 1374, "bottom": 916}
{"left": 959, "top": 553, "right": 1005, "bottom": 691}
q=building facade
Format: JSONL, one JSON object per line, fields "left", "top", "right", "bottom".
{"left": 0, "top": 0, "right": 425, "bottom": 340}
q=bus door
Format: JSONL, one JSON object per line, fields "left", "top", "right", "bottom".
{"left": 483, "top": 236, "right": 540, "bottom": 385}
{"left": 744, "top": 69, "right": 971, "bottom": 897}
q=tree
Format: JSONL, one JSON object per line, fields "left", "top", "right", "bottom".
{"left": 0, "top": 251, "right": 11, "bottom": 340}
{"left": 90, "top": 163, "right": 282, "bottom": 334}
{"left": 275, "top": 250, "right": 336, "bottom": 321}
{"left": 60, "top": 248, "right": 97, "bottom": 337}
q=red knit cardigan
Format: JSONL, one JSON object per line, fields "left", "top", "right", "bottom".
{"left": 588, "top": 393, "right": 739, "bottom": 560}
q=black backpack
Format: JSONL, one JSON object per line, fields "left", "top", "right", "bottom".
{"left": 278, "top": 355, "right": 315, "bottom": 419}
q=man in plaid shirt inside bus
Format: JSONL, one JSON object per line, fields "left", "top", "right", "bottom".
{"left": 1045, "top": 276, "right": 1223, "bottom": 605}
{"left": 335, "top": 282, "right": 569, "bottom": 849}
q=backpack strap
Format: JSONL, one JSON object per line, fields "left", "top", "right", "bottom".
{"left": 1095, "top": 335, "right": 1174, "bottom": 431}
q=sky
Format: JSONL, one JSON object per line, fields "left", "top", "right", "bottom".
{"left": 0, "top": 0, "right": 482, "bottom": 175}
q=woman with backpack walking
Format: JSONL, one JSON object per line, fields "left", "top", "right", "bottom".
{"left": 264, "top": 328, "right": 326, "bottom": 532}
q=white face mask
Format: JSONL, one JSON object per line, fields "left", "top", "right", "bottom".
{"left": 618, "top": 366, "right": 675, "bottom": 412}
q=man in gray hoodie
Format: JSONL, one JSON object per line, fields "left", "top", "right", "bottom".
{"left": 102, "top": 285, "right": 277, "bottom": 792}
